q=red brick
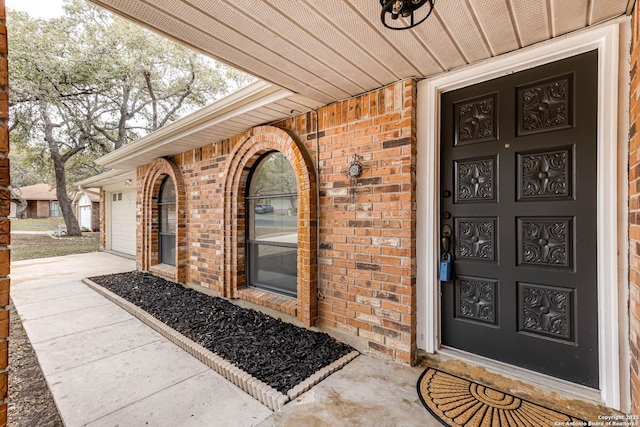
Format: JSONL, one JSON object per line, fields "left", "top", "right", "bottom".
{"left": 128, "top": 79, "right": 418, "bottom": 363}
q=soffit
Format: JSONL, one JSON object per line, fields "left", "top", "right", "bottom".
{"left": 94, "top": 80, "right": 320, "bottom": 169}
{"left": 88, "top": 0, "right": 630, "bottom": 104}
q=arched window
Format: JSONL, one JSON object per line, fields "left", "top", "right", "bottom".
{"left": 246, "top": 152, "right": 298, "bottom": 297}
{"left": 159, "top": 176, "right": 176, "bottom": 266}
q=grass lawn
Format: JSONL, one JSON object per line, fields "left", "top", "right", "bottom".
{"left": 10, "top": 233, "right": 100, "bottom": 261}
{"left": 10, "top": 218, "right": 65, "bottom": 232}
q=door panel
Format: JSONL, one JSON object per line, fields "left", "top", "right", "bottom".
{"left": 440, "top": 51, "right": 598, "bottom": 388}
{"left": 80, "top": 206, "right": 91, "bottom": 230}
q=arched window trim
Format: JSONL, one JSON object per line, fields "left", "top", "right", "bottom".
{"left": 223, "top": 125, "right": 318, "bottom": 327}
{"left": 140, "top": 157, "right": 186, "bottom": 283}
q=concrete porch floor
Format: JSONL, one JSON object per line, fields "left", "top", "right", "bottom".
{"left": 10, "top": 252, "right": 441, "bottom": 426}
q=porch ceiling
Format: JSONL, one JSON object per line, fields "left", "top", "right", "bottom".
{"left": 88, "top": 0, "right": 631, "bottom": 105}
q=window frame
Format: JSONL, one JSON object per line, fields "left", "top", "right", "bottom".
{"left": 245, "top": 152, "right": 299, "bottom": 297}
{"left": 158, "top": 176, "right": 176, "bottom": 266}
{"left": 49, "top": 201, "right": 62, "bottom": 217}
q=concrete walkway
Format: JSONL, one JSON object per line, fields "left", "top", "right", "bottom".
{"left": 11, "top": 252, "right": 439, "bottom": 426}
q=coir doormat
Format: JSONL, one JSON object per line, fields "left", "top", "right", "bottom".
{"left": 417, "top": 368, "right": 587, "bottom": 426}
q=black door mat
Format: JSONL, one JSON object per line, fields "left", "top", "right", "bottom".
{"left": 417, "top": 368, "right": 587, "bottom": 426}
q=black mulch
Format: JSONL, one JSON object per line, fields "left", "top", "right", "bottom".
{"left": 88, "top": 271, "right": 355, "bottom": 394}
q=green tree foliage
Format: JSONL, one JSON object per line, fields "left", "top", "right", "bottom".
{"left": 253, "top": 153, "right": 297, "bottom": 196}
{"left": 8, "top": 0, "right": 253, "bottom": 235}
{"left": 252, "top": 153, "right": 298, "bottom": 212}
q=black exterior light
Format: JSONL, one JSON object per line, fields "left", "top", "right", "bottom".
{"left": 380, "top": 0, "right": 435, "bottom": 30}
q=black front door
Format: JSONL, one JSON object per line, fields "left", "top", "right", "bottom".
{"left": 440, "top": 51, "right": 598, "bottom": 388}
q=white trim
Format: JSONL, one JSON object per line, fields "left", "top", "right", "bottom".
{"left": 617, "top": 19, "right": 632, "bottom": 412}
{"left": 76, "top": 169, "right": 135, "bottom": 188}
{"left": 105, "top": 190, "right": 113, "bottom": 253}
{"left": 438, "top": 346, "right": 603, "bottom": 403}
{"left": 416, "top": 20, "right": 629, "bottom": 411}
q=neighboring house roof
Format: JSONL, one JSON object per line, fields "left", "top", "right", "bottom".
{"left": 88, "top": 0, "right": 631, "bottom": 104}
{"left": 15, "top": 184, "right": 58, "bottom": 201}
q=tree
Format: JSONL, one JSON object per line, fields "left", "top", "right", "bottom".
{"left": 8, "top": 0, "right": 253, "bottom": 235}
{"left": 252, "top": 153, "right": 298, "bottom": 212}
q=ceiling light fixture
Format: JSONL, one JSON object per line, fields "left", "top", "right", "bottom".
{"left": 380, "top": 0, "right": 434, "bottom": 30}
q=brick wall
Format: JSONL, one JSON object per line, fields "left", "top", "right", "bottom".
{"left": 137, "top": 79, "right": 417, "bottom": 362}
{"left": 91, "top": 201, "right": 100, "bottom": 231}
{"left": 137, "top": 158, "right": 187, "bottom": 283}
{"left": 631, "top": 3, "right": 640, "bottom": 413}
{"left": 0, "top": 1, "right": 9, "bottom": 423}
{"left": 302, "top": 80, "right": 417, "bottom": 363}
{"left": 36, "top": 200, "right": 49, "bottom": 218}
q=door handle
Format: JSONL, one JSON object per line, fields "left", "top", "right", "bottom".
{"left": 442, "top": 236, "right": 450, "bottom": 254}
{"left": 440, "top": 224, "right": 454, "bottom": 282}
{"left": 441, "top": 224, "right": 452, "bottom": 254}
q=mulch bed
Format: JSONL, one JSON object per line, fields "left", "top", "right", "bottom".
{"left": 88, "top": 271, "right": 355, "bottom": 394}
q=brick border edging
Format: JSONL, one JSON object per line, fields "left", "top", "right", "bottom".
{"left": 82, "top": 278, "right": 359, "bottom": 411}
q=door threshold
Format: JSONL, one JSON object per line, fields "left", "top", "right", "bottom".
{"left": 418, "top": 347, "right": 620, "bottom": 418}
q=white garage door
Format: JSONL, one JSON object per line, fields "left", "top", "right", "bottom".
{"left": 79, "top": 205, "right": 92, "bottom": 230}
{"left": 110, "top": 190, "right": 136, "bottom": 255}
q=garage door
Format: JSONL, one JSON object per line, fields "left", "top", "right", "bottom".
{"left": 110, "top": 190, "right": 136, "bottom": 255}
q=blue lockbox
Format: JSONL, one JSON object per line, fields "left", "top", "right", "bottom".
{"left": 439, "top": 253, "right": 453, "bottom": 282}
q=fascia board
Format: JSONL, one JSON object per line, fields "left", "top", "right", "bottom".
{"left": 76, "top": 170, "right": 136, "bottom": 188}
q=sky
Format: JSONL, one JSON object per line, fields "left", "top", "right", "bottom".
{"left": 6, "top": 0, "right": 65, "bottom": 19}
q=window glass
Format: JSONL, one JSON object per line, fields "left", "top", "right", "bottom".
{"left": 161, "top": 181, "right": 175, "bottom": 202}
{"left": 159, "top": 176, "right": 176, "bottom": 266}
{"left": 49, "top": 201, "right": 62, "bottom": 217}
{"left": 248, "top": 243, "right": 297, "bottom": 297}
{"left": 248, "top": 152, "right": 296, "bottom": 197}
{"left": 160, "top": 234, "right": 175, "bottom": 265}
{"left": 160, "top": 203, "right": 176, "bottom": 234}
{"left": 160, "top": 178, "right": 176, "bottom": 234}
{"left": 246, "top": 152, "right": 298, "bottom": 297}
{"left": 248, "top": 196, "right": 298, "bottom": 241}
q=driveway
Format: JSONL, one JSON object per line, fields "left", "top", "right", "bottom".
{"left": 11, "top": 252, "right": 439, "bottom": 426}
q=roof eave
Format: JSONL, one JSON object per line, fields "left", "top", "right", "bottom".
{"left": 95, "top": 80, "right": 293, "bottom": 169}
{"left": 76, "top": 170, "right": 136, "bottom": 188}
